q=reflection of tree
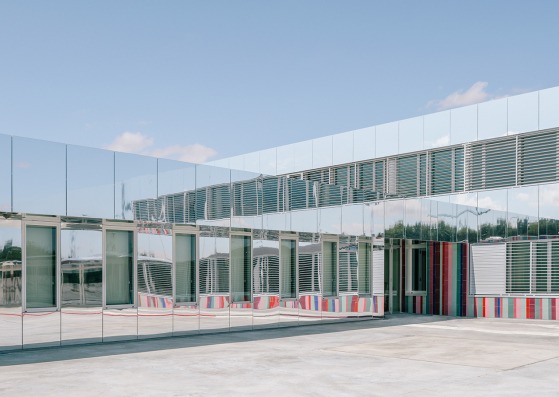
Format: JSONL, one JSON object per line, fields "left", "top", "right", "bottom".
{"left": 383, "top": 216, "right": 559, "bottom": 243}
{"left": 0, "top": 240, "right": 21, "bottom": 262}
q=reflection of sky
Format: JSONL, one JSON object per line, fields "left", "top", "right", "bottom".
{"left": 61, "top": 229, "right": 102, "bottom": 259}
{"left": 138, "top": 233, "right": 172, "bottom": 261}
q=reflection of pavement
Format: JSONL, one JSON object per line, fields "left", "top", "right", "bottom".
{"left": 1, "top": 304, "right": 374, "bottom": 350}
{"left": 4, "top": 315, "right": 559, "bottom": 396}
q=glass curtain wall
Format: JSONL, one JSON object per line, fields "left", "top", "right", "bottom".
{"left": 105, "top": 230, "right": 134, "bottom": 305}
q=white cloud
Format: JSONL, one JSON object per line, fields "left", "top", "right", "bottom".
{"left": 105, "top": 132, "right": 217, "bottom": 163}
{"left": 429, "top": 81, "right": 491, "bottom": 111}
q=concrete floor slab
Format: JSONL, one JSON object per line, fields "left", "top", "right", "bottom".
{"left": 1, "top": 315, "right": 559, "bottom": 396}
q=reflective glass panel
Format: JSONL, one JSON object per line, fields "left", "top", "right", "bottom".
{"left": 0, "top": 134, "right": 11, "bottom": 211}
{"left": 539, "top": 183, "right": 559, "bottom": 238}
{"left": 67, "top": 145, "right": 114, "bottom": 219}
{"left": 228, "top": 155, "right": 244, "bottom": 171}
{"left": 61, "top": 229, "right": 102, "bottom": 306}
{"left": 259, "top": 148, "right": 277, "bottom": 176}
{"left": 175, "top": 234, "right": 197, "bottom": 303}
{"left": 539, "top": 86, "right": 559, "bottom": 130}
{"left": 61, "top": 227, "right": 102, "bottom": 344}
{"left": 312, "top": 136, "right": 333, "bottom": 168}
{"left": 115, "top": 153, "right": 157, "bottom": 220}
{"left": 478, "top": 98, "right": 507, "bottom": 140}
{"left": 243, "top": 152, "right": 260, "bottom": 174}
{"left": 450, "top": 104, "right": 477, "bottom": 144}
{"left": 137, "top": 232, "right": 173, "bottom": 300}
{"left": 332, "top": 131, "right": 353, "bottom": 165}
{"left": 424, "top": 110, "right": 450, "bottom": 149}
{"left": 398, "top": 116, "right": 423, "bottom": 154}
{"left": 292, "top": 140, "right": 313, "bottom": 172}
{"left": 195, "top": 164, "right": 231, "bottom": 226}
{"left": 404, "top": 199, "right": 421, "bottom": 240}
{"left": 353, "top": 126, "right": 375, "bottom": 162}
{"left": 280, "top": 239, "right": 297, "bottom": 299}
{"left": 230, "top": 235, "right": 251, "bottom": 302}
{"left": 376, "top": 122, "right": 399, "bottom": 157}
{"left": 384, "top": 200, "right": 404, "bottom": 239}
{"left": 322, "top": 241, "right": 338, "bottom": 296}
{"left": 26, "top": 225, "right": 57, "bottom": 309}
{"left": 276, "top": 144, "right": 294, "bottom": 175}
{"left": 105, "top": 230, "right": 134, "bottom": 305}
{"left": 13, "top": 137, "right": 66, "bottom": 216}
{"left": 508, "top": 92, "right": 538, "bottom": 135}
{"left": 0, "top": 218, "right": 22, "bottom": 350}
{"left": 157, "top": 159, "right": 197, "bottom": 224}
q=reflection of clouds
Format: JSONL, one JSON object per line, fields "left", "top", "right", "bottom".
{"left": 15, "top": 161, "right": 31, "bottom": 169}
{"left": 540, "top": 184, "right": 559, "bottom": 217}
{"left": 477, "top": 196, "right": 506, "bottom": 211}
{"left": 429, "top": 134, "right": 450, "bottom": 148}
{"left": 451, "top": 194, "right": 477, "bottom": 208}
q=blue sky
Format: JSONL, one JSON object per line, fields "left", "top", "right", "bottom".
{"left": 1, "top": 1, "right": 559, "bottom": 162}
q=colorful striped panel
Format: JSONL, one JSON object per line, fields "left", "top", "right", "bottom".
{"left": 253, "top": 295, "right": 280, "bottom": 310}
{"left": 299, "top": 295, "right": 321, "bottom": 311}
{"left": 199, "top": 295, "right": 230, "bottom": 309}
{"left": 372, "top": 295, "right": 384, "bottom": 316}
{"left": 472, "top": 297, "right": 559, "bottom": 320}
{"left": 138, "top": 293, "right": 173, "bottom": 308}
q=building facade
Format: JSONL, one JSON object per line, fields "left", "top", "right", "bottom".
{"left": 1, "top": 86, "right": 559, "bottom": 352}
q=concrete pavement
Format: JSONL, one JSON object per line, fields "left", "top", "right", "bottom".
{"left": 1, "top": 314, "right": 559, "bottom": 396}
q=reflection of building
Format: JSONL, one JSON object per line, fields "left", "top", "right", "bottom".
{"left": 2, "top": 86, "right": 559, "bottom": 351}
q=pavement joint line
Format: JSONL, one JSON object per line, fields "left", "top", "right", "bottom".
{"left": 503, "top": 354, "right": 559, "bottom": 372}
{"left": 321, "top": 346, "right": 507, "bottom": 370}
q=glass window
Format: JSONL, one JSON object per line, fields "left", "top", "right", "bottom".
{"left": 61, "top": 229, "right": 102, "bottom": 307}
{"left": 175, "top": 234, "right": 197, "bottom": 303}
{"left": 338, "top": 237, "right": 357, "bottom": 294}
{"left": 230, "top": 235, "right": 251, "bottom": 302}
{"left": 280, "top": 239, "right": 297, "bottom": 299}
{"left": 298, "top": 237, "right": 321, "bottom": 294}
{"left": 137, "top": 231, "right": 173, "bottom": 298}
{"left": 412, "top": 243, "right": 426, "bottom": 292}
{"left": 358, "top": 241, "right": 371, "bottom": 294}
{"left": 243, "top": 152, "right": 260, "bottom": 174}
{"left": 199, "top": 228, "right": 229, "bottom": 295}
{"left": 322, "top": 240, "right": 338, "bottom": 296}
{"left": 105, "top": 230, "right": 133, "bottom": 306}
{"left": 252, "top": 232, "right": 279, "bottom": 295}
{"left": 26, "top": 225, "right": 57, "bottom": 309}
{"left": 0, "top": 219, "right": 22, "bottom": 307}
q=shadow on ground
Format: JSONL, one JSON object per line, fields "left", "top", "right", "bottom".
{"left": 0, "top": 314, "right": 452, "bottom": 366}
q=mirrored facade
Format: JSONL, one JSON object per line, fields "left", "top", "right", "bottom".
{"left": 2, "top": 85, "right": 559, "bottom": 351}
